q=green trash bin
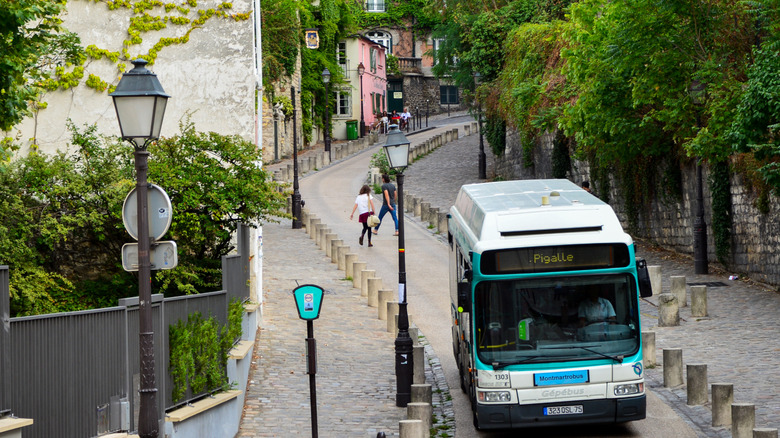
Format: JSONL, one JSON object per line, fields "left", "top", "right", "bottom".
{"left": 346, "top": 120, "right": 358, "bottom": 140}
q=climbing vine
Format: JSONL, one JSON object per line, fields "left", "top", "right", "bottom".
{"left": 43, "top": 0, "right": 251, "bottom": 97}
{"left": 709, "top": 160, "right": 733, "bottom": 266}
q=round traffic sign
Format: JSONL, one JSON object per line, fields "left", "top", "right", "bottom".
{"left": 122, "top": 184, "right": 173, "bottom": 241}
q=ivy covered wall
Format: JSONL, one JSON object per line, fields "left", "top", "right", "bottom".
{"left": 9, "top": 0, "right": 257, "bottom": 156}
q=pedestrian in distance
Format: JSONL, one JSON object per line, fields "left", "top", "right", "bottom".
{"left": 373, "top": 174, "right": 399, "bottom": 236}
{"left": 400, "top": 107, "right": 412, "bottom": 130}
{"left": 350, "top": 184, "right": 375, "bottom": 247}
{"left": 582, "top": 180, "right": 592, "bottom": 193}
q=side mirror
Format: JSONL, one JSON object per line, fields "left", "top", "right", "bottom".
{"left": 636, "top": 258, "right": 653, "bottom": 298}
{"left": 457, "top": 282, "right": 471, "bottom": 313}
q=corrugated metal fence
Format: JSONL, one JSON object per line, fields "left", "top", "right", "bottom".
{"left": 0, "top": 224, "right": 251, "bottom": 437}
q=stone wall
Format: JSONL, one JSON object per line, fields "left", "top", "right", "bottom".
{"left": 498, "top": 128, "right": 780, "bottom": 288}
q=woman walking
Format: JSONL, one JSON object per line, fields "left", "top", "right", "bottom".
{"left": 349, "top": 184, "right": 375, "bottom": 247}
{"left": 373, "top": 174, "right": 398, "bottom": 236}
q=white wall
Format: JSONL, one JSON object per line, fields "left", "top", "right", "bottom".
{"left": 8, "top": 0, "right": 257, "bottom": 156}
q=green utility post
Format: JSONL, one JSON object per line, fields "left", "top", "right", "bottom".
{"left": 293, "top": 284, "right": 325, "bottom": 438}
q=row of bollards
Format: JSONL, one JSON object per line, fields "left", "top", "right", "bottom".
{"left": 646, "top": 266, "right": 777, "bottom": 438}
{"left": 299, "top": 208, "right": 435, "bottom": 438}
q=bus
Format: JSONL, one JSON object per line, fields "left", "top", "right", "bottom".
{"left": 448, "top": 179, "right": 653, "bottom": 430}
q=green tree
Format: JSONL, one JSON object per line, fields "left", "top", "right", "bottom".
{"left": 1, "top": 121, "right": 288, "bottom": 316}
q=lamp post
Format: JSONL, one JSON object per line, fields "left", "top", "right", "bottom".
{"left": 292, "top": 84, "right": 303, "bottom": 229}
{"left": 357, "top": 62, "right": 366, "bottom": 138}
{"left": 110, "top": 58, "right": 170, "bottom": 438}
{"left": 473, "top": 72, "right": 486, "bottom": 179}
{"left": 689, "top": 80, "right": 708, "bottom": 274}
{"left": 322, "top": 68, "right": 331, "bottom": 162}
{"left": 383, "top": 124, "right": 412, "bottom": 407}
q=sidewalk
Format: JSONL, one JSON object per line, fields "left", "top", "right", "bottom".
{"left": 242, "top": 112, "right": 780, "bottom": 436}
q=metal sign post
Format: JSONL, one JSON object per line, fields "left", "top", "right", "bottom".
{"left": 293, "top": 284, "right": 324, "bottom": 438}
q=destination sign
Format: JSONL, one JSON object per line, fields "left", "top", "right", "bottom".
{"left": 482, "top": 244, "right": 630, "bottom": 274}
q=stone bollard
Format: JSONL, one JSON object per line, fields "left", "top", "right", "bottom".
{"left": 658, "top": 293, "right": 680, "bottom": 327}
{"left": 352, "top": 262, "right": 366, "bottom": 289}
{"left": 405, "top": 194, "right": 415, "bottom": 213}
{"left": 344, "top": 254, "right": 358, "bottom": 277}
{"left": 411, "top": 383, "right": 432, "bottom": 404}
{"left": 387, "top": 302, "right": 400, "bottom": 333}
{"left": 378, "top": 289, "right": 393, "bottom": 320}
{"left": 754, "top": 429, "right": 779, "bottom": 438}
{"left": 413, "top": 345, "right": 425, "bottom": 384}
{"left": 409, "top": 325, "right": 419, "bottom": 345}
{"left": 438, "top": 211, "right": 448, "bottom": 234}
{"left": 414, "top": 197, "right": 422, "bottom": 218}
{"left": 670, "top": 275, "right": 687, "bottom": 307}
{"left": 336, "top": 245, "right": 348, "bottom": 270}
{"left": 307, "top": 218, "right": 321, "bottom": 236}
{"left": 420, "top": 202, "right": 431, "bottom": 223}
{"left": 407, "top": 403, "right": 432, "bottom": 436}
{"left": 312, "top": 223, "right": 325, "bottom": 243}
{"left": 663, "top": 348, "right": 683, "bottom": 387}
{"left": 300, "top": 208, "right": 309, "bottom": 227}
{"left": 367, "top": 277, "right": 383, "bottom": 307}
{"left": 319, "top": 228, "right": 332, "bottom": 251}
{"left": 712, "top": 383, "right": 734, "bottom": 427}
{"left": 329, "top": 239, "right": 343, "bottom": 263}
{"left": 642, "top": 331, "right": 656, "bottom": 367}
{"left": 648, "top": 265, "right": 661, "bottom": 295}
{"left": 687, "top": 364, "right": 708, "bottom": 405}
{"left": 399, "top": 419, "right": 424, "bottom": 438}
{"left": 691, "top": 285, "right": 708, "bottom": 317}
{"left": 732, "top": 403, "right": 756, "bottom": 438}
{"left": 361, "top": 270, "right": 375, "bottom": 298}
{"left": 326, "top": 234, "right": 339, "bottom": 259}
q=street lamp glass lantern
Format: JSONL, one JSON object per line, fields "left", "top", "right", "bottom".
{"left": 384, "top": 124, "right": 410, "bottom": 170}
{"left": 110, "top": 59, "right": 170, "bottom": 148}
{"left": 473, "top": 71, "right": 482, "bottom": 85}
{"left": 357, "top": 62, "right": 365, "bottom": 76}
{"left": 322, "top": 68, "right": 331, "bottom": 84}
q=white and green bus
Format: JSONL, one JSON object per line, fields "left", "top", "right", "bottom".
{"left": 448, "top": 179, "right": 653, "bottom": 430}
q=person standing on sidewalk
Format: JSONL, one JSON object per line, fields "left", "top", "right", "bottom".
{"left": 350, "top": 184, "right": 375, "bottom": 247}
{"left": 373, "top": 174, "right": 398, "bottom": 236}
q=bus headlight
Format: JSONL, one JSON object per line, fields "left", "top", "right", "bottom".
{"left": 478, "top": 391, "right": 512, "bottom": 402}
{"left": 614, "top": 383, "right": 643, "bottom": 396}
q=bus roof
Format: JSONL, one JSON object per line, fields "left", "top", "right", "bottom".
{"left": 450, "top": 179, "right": 631, "bottom": 252}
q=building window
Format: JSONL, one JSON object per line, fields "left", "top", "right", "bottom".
{"left": 440, "top": 86, "right": 459, "bottom": 104}
{"left": 370, "top": 47, "right": 377, "bottom": 73}
{"left": 335, "top": 90, "right": 351, "bottom": 116}
{"left": 365, "top": 0, "right": 385, "bottom": 12}
{"left": 367, "top": 31, "right": 391, "bottom": 55}
{"left": 432, "top": 38, "right": 458, "bottom": 67}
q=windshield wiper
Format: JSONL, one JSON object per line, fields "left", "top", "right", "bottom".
{"left": 576, "top": 346, "right": 623, "bottom": 363}
{"left": 542, "top": 345, "right": 624, "bottom": 363}
{"left": 491, "top": 356, "right": 544, "bottom": 369}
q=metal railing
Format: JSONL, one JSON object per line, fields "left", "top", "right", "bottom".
{"left": 0, "top": 225, "right": 252, "bottom": 437}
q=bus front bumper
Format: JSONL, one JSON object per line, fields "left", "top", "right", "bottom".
{"left": 475, "top": 394, "right": 646, "bottom": 430}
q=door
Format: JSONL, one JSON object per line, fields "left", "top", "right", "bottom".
{"left": 387, "top": 79, "right": 403, "bottom": 113}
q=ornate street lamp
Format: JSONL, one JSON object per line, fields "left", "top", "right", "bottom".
{"left": 383, "top": 124, "right": 412, "bottom": 407}
{"left": 357, "top": 62, "right": 366, "bottom": 138}
{"left": 689, "top": 80, "right": 708, "bottom": 274}
{"left": 322, "top": 68, "right": 331, "bottom": 161}
{"left": 110, "top": 58, "right": 169, "bottom": 438}
{"left": 473, "top": 71, "right": 486, "bottom": 179}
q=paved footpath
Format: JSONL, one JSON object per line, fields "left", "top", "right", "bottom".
{"left": 240, "top": 113, "right": 780, "bottom": 437}
{"left": 238, "top": 216, "right": 405, "bottom": 437}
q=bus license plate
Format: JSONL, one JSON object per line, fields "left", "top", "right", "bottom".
{"left": 544, "top": 405, "right": 583, "bottom": 416}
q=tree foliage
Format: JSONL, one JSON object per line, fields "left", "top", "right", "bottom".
{"left": 0, "top": 0, "right": 84, "bottom": 131}
{"left": 1, "top": 122, "right": 287, "bottom": 316}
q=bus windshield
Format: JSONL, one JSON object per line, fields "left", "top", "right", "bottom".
{"left": 474, "top": 274, "right": 640, "bottom": 366}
